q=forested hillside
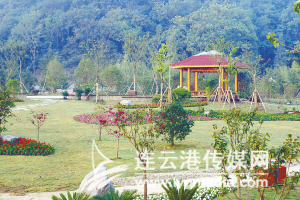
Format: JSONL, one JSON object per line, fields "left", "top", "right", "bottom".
{"left": 0, "top": 0, "right": 299, "bottom": 96}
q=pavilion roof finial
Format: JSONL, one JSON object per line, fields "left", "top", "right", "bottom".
{"left": 193, "top": 50, "right": 221, "bottom": 56}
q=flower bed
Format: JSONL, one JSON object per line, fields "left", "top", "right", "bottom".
{"left": 0, "top": 138, "right": 55, "bottom": 156}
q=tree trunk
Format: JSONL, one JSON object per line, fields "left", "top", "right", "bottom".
{"left": 133, "top": 66, "right": 136, "bottom": 91}
{"left": 117, "top": 135, "right": 119, "bottom": 159}
{"left": 160, "top": 73, "right": 163, "bottom": 108}
{"left": 98, "top": 125, "right": 102, "bottom": 141}
{"left": 228, "top": 90, "right": 231, "bottom": 110}
{"left": 218, "top": 73, "right": 221, "bottom": 104}
{"left": 96, "top": 58, "right": 100, "bottom": 102}
{"left": 237, "top": 175, "right": 241, "bottom": 199}
{"left": 37, "top": 126, "right": 40, "bottom": 142}
{"left": 143, "top": 167, "right": 147, "bottom": 200}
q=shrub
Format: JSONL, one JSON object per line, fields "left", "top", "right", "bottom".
{"left": 152, "top": 94, "right": 165, "bottom": 104}
{"left": 75, "top": 88, "right": 84, "bottom": 100}
{"left": 62, "top": 91, "right": 69, "bottom": 99}
{"left": 84, "top": 88, "right": 91, "bottom": 96}
{"left": 172, "top": 88, "right": 191, "bottom": 101}
{"left": 93, "top": 189, "right": 137, "bottom": 200}
{"left": 158, "top": 101, "right": 194, "bottom": 145}
{"left": 12, "top": 98, "right": 24, "bottom": 102}
{"left": 52, "top": 191, "right": 90, "bottom": 200}
{"left": 0, "top": 138, "right": 55, "bottom": 156}
{"left": 161, "top": 180, "right": 198, "bottom": 200}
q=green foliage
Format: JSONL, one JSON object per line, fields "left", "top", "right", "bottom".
{"left": 6, "top": 79, "right": 21, "bottom": 98}
{"left": 12, "top": 98, "right": 24, "bottom": 102}
{"left": 84, "top": 88, "right": 91, "bottom": 96}
{"left": 267, "top": 33, "right": 280, "bottom": 48}
{"left": 153, "top": 43, "right": 173, "bottom": 107}
{"left": 51, "top": 191, "right": 90, "bottom": 200}
{"left": 151, "top": 94, "right": 165, "bottom": 104}
{"left": 45, "top": 59, "right": 68, "bottom": 91}
{"left": 92, "top": 189, "right": 137, "bottom": 200}
{"left": 75, "top": 89, "right": 84, "bottom": 100}
{"left": 62, "top": 91, "right": 69, "bottom": 99}
{"left": 75, "top": 59, "right": 96, "bottom": 87}
{"left": 161, "top": 180, "right": 199, "bottom": 200}
{"left": 295, "top": 0, "right": 300, "bottom": 14}
{"left": 100, "top": 65, "right": 124, "bottom": 93}
{"left": 171, "top": 88, "right": 191, "bottom": 102}
{"left": 159, "top": 101, "right": 194, "bottom": 145}
{"left": 0, "top": 86, "right": 15, "bottom": 135}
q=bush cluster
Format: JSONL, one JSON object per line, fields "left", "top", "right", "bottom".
{"left": 0, "top": 138, "right": 55, "bottom": 156}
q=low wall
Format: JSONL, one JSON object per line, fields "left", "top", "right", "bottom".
{"left": 16, "top": 93, "right": 27, "bottom": 99}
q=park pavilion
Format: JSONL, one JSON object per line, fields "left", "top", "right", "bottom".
{"left": 171, "top": 51, "right": 250, "bottom": 96}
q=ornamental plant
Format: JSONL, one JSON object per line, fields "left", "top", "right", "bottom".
{"left": 158, "top": 100, "right": 194, "bottom": 146}
{"left": 212, "top": 108, "right": 300, "bottom": 200}
{"left": 161, "top": 180, "right": 199, "bottom": 200}
{"left": 0, "top": 86, "right": 15, "bottom": 137}
{"left": 121, "top": 109, "right": 157, "bottom": 200}
{"left": 62, "top": 91, "right": 69, "bottom": 100}
{"left": 30, "top": 111, "right": 48, "bottom": 142}
{"left": 0, "top": 138, "right": 54, "bottom": 156}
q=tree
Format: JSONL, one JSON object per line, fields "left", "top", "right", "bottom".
{"left": 30, "top": 111, "right": 48, "bottom": 142}
{"left": 212, "top": 108, "right": 300, "bottom": 200}
{"left": 121, "top": 109, "right": 157, "bottom": 200}
{"left": 266, "top": 1, "right": 300, "bottom": 53}
{"left": 158, "top": 101, "right": 194, "bottom": 146}
{"left": 123, "top": 33, "right": 149, "bottom": 92}
{"left": 242, "top": 51, "right": 268, "bottom": 109}
{"left": 153, "top": 44, "right": 173, "bottom": 107}
{"left": 212, "top": 108, "right": 269, "bottom": 199}
{"left": 75, "top": 58, "right": 96, "bottom": 88}
{"left": 45, "top": 59, "right": 67, "bottom": 92}
{"left": 224, "top": 46, "right": 239, "bottom": 110}
{"left": 207, "top": 37, "right": 230, "bottom": 104}
{"left": 6, "top": 79, "right": 21, "bottom": 98}
{"left": 80, "top": 39, "right": 108, "bottom": 102}
{"left": 0, "top": 86, "right": 15, "bottom": 137}
{"left": 100, "top": 65, "right": 124, "bottom": 93}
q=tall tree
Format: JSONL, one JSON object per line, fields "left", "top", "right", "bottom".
{"left": 45, "top": 59, "right": 67, "bottom": 92}
{"left": 123, "top": 33, "right": 149, "bottom": 92}
{"left": 74, "top": 58, "right": 96, "bottom": 88}
{"left": 100, "top": 65, "right": 124, "bottom": 93}
{"left": 153, "top": 44, "right": 173, "bottom": 107}
{"left": 80, "top": 39, "right": 108, "bottom": 102}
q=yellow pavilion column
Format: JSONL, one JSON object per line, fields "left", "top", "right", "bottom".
{"left": 225, "top": 71, "right": 228, "bottom": 91}
{"left": 187, "top": 68, "right": 191, "bottom": 91}
{"left": 235, "top": 72, "right": 238, "bottom": 92}
{"left": 179, "top": 69, "right": 183, "bottom": 87}
{"left": 194, "top": 71, "right": 198, "bottom": 92}
{"left": 221, "top": 67, "right": 224, "bottom": 91}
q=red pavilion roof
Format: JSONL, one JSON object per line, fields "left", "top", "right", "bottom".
{"left": 171, "top": 54, "right": 250, "bottom": 69}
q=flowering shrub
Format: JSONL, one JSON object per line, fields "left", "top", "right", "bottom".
{"left": 134, "top": 187, "right": 234, "bottom": 200}
{"left": 113, "top": 101, "right": 208, "bottom": 109}
{"left": 0, "top": 138, "right": 54, "bottom": 156}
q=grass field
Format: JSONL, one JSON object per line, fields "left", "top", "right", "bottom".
{"left": 1, "top": 99, "right": 300, "bottom": 193}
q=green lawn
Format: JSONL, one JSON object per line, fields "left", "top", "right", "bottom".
{"left": 1, "top": 99, "right": 299, "bottom": 193}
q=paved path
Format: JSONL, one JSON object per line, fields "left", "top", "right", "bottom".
{"left": 1, "top": 164, "right": 299, "bottom": 200}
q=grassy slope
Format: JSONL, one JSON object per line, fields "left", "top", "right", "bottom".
{"left": 0, "top": 100, "right": 299, "bottom": 193}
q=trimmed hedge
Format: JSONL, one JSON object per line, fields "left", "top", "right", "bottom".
{"left": 185, "top": 109, "right": 300, "bottom": 121}
{"left": 0, "top": 138, "right": 55, "bottom": 156}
